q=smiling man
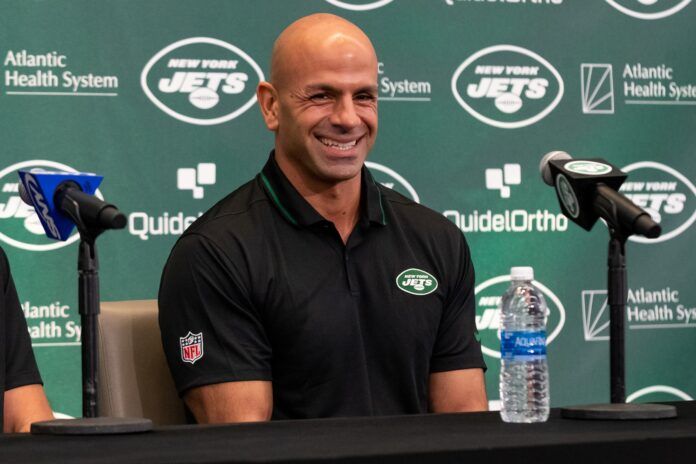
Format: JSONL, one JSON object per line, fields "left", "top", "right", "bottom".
{"left": 159, "top": 13, "right": 487, "bottom": 423}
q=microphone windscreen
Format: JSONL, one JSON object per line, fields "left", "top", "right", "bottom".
{"left": 540, "top": 151, "right": 572, "bottom": 186}
{"left": 18, "top": 182, "right": 32, "bottom": 205}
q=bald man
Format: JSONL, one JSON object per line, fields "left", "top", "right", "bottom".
{"left": 159, "top": 14, "right": 487, "bottom": 423}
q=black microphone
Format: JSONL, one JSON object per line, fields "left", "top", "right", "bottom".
{"left": 19, "top": 177, "right": 126, "bottom": 236}
{"left": 539, "top": 151, "right": 661, "bottom": 238}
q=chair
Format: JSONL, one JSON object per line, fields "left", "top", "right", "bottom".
{"left": 97, "top": 299, "right": 187, "bottom": 425}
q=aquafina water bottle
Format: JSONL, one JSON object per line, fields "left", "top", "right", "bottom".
{"left": 499, "top": 266, "right": 550, "bottom": 423}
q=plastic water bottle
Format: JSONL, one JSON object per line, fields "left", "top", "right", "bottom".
{"left": 499, "top": 266, "right": 550, "bottom": 423}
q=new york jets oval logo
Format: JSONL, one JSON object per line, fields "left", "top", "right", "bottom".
{"left": 620, "top": 161, "right": 695, "bottom": 244}
{"left": 396, "top": 268, "right": 438, "bottom": 296}
{"left": 451, "top": 45, "right": 564, "bottom": 129}
{"left": 606, "top": 0, "right": 692, "bottom": 20}
{"left": 475, "top": 274, "right": 565, "bottom": 359}
{"left": 366, "top": 161, "right": 420, "bottom": 203}
{"left": 325, "top": 0, "right": 394, "bottom": 11}
{"left": 141, "top": 37, "right": 264, "bottom": 126}
{"left": 0, "top": 160, "right": 103, "bottom": 252}
{"left": 556, "top": 174, "right": 580, "bottom": 218}
{"left": 564, "top": 160, "right": 612, "bottom": 175}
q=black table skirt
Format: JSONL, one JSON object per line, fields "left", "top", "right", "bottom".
{"left": 2, "top": 401, "right": 695, "bottom": 463}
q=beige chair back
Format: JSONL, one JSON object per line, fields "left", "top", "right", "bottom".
{"left": 97, "top": 299, "right": 186, "bottom": 425}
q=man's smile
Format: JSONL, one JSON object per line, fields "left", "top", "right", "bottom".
{"left": 315, "top": 135, "right": 363, "bottom": 152}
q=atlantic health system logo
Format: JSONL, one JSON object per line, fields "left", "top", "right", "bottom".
{"left": 141, "top": 37, "right": 264, "bottom": 125}
{"left": 606, "top": 0, "right": 692, "bottom": 20}
{"left": 582, "top": 285, "right": 695, "bottom": 341}
{"left": 581, "top": 64, "right": 614, "bottom": 114}
{"left": 452, "top": 45, "right": 563, "bottom": 129}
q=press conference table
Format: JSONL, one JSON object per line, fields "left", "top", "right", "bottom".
{"left": 3, "top": 402, "right": 695, "bottom": 463}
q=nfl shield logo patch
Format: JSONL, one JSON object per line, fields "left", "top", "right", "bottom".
{"left": 180, "top": 331, "right": 204, "bottom": 364}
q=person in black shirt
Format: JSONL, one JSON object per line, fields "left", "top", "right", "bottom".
{"left": 1, "top": 246, "right": 53, "bottom": 432}
{"left": 159, "top": 13, "right": 487, "bottom": 423}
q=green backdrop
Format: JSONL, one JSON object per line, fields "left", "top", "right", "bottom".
{"left": 1, "top": 0, "right": 694, "bottom": 417}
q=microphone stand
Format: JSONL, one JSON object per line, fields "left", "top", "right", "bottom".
{"left": 561, "top": 198, "right": 677, "bottom": 420}
{"left": 31, "top": 205, "right": 152, "bottom": 434}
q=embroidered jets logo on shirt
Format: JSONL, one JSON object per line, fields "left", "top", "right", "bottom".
{"left": 180, "top": 331, "right": 204, "bottom": 364}
{"left": 396, "top": 268, "right": 438, "bottom": 296}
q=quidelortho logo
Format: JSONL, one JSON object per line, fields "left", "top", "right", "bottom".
{"left": 582, "top": 286, "right": 695, "bottom": 338}
{"left": 366, "top": 161, "right": 420, "bottom": 203}
{"left": 141, "top": 38, "right": 264, "bottom": 125}
{"left": 325, "top": 0, "right": 394, "bottom": 10}
{"left": 581, "top": 64, "right": 614, "bottom": 114}
{"left": 444, "top": 164, "right": 568, "bottom": 233}
{"left": 606, "top": 0, "right": 692, "bottom": 20}
{"left": 475, "top": 274, "right": 565, "bottom": 358}
{"left": 451, "top": 45, "right": 564, "bottom": 129}
{"left": 486, "top": 164, "right": 521, "bottom": 199}
{"left": 620, "top": 161, "right": 695, "bottom": 243}
{"left": 0, "top": 160, "right": 97, "bottom": 251}
{"left": 2, "top": 50, "right": 119, "bottom": 96}
{"left": 627, "top": 385, "right": 693, "bottom": 402}
{"left": 178, "top": 163, "right": 216, "bottom": 199}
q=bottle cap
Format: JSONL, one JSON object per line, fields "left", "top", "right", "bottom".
{"left": 510, "top": 266, "right": 534, "bottom": 281}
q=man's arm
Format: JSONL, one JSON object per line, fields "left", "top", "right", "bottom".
{"left": 184, "top": 381, "right": 273, "bottom": 424}
{"left": 428, "top": 368, "right": 488, "bottom": 413}
{"left": 3, "top": 384, "right": 54, "bottom": 433}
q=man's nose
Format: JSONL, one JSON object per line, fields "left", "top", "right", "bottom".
{"left": 329, "top": 96, "right": 361, "bottom": 130}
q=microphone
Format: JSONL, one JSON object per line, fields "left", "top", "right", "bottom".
{"left": 18, "top": 170, "right": 126, "bottom": 241}
{"left": 539, "top": 151, "right": 661, "bottom": 238}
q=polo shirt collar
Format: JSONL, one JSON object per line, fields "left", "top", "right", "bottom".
{"left": 259, "top": 151, "right": 387, "bottom": 228}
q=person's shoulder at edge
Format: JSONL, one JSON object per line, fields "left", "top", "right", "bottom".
{"left": 179, "top": 176, "right": 269, "bottom": 241}
{"left": 377, "top": 183, "right": 463, "bottom": 237}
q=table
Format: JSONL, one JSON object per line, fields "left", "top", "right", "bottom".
{"left": 2, "top": 401, "right": 695, "bottom": 463}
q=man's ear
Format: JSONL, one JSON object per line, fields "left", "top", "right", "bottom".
{"left": 257, "top": 82, "right": 279, "bottom": 131}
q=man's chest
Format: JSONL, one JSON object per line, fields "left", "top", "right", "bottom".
{"left": 246, "top": 227, "right": 448, "bottom": 366}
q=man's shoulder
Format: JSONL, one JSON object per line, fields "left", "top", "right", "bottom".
{"left": 181, "top": 176, "right": 270, "bottom": 242}
{"left": 379, "top": 185, "right": 461, "bottom": 237}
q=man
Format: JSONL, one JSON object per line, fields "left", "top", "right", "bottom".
{"left": 159, "top": 13, "right": 487, "bottom": 423}
{"left": 1, "top": 246, "right": 53, "bottom": 432}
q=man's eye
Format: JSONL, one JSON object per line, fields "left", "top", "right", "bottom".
{"left": 356, "top": 94, "right": 376, "bottom": 101}
{"left": 310, "top": 93, "right": 330, "bottom": 101}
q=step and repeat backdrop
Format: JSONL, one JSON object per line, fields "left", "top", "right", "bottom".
{"left": 1, "top": 0, "right": 694, "bottom": 417}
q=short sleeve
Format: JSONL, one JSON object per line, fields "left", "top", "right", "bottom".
{"left": 2, "top": 248, "right": 43, "bottom": 391}
{"left": 158, "top": 234, "right": 272, "bottom": 396}
{"left": 429, "top": 234, "right": 487, "bottom": 373}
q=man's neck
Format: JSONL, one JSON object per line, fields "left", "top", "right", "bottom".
{"left": 275, "top": 154, "right": 361, "bottom": 244}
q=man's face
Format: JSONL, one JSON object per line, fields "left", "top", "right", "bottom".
{"left": 273, "top": 39, "right": 378, "bottom": 186}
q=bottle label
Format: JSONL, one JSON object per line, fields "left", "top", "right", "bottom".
{"left": 500, "top": 330, "right": 547, "bottom": 360}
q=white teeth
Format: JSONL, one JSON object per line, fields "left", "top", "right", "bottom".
{"left": 318, "top": 137, "right": 358, "bottom": 150}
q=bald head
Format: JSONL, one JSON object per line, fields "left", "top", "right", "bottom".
{"left": 270, "top": 14, "right": 377, "bottom": 89}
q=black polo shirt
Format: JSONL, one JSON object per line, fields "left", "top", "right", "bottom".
{"left": 159, "top": 152, "right": 485, "bottom": 419}
{"left": 1, "top": 247, "right": 43, "bottom": 431}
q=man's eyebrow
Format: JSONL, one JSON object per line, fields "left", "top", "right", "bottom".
{"left": 303, "top": 84, "right": 379, "bottom": 94}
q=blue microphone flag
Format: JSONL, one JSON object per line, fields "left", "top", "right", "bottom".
{"left": 18, "top": 170, "right": 103, "bottom": 241}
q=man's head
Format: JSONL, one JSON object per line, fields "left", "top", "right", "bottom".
{"left": 257, "top": 14, "right": 378, "bottom": 189}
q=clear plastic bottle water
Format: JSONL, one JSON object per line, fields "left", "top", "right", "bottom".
{"left": 499, "top": 266, "right": 550, "bottom": 423}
